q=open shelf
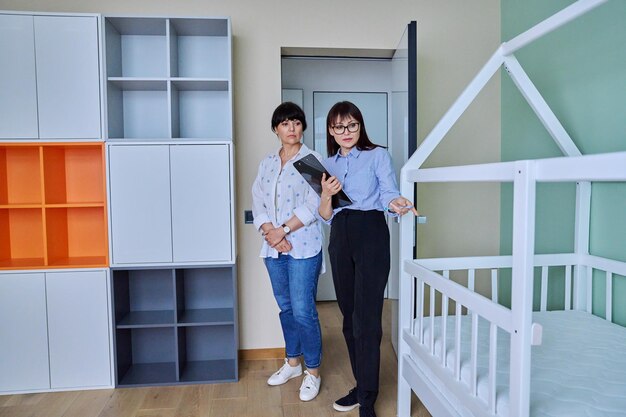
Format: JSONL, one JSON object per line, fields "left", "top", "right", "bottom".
{"left": 105, "top": 17, "right": 167, "bottom": 78}
{"left": 0, "top": 146, "right": 42, "bottom": 206}
{"left": 113, "top": 269, "right": 176, "bottom": 327}
{"left": 43, "top": 145, "right": 105, "bottom": 205}
{"left": 45, "top": 207, "right": 108, "bottom": 267}
{"left": 177, "top": 325, "right": 236, "bottom": 383}
{"left": 116, "top": 327, "right": 177, "bottom": 386}
{"left": 169, "top": 18, "right": 230, "bottom": 79}
{"left": 107, "top": 82, "right": 170, "bottom": 139}
{"left": 0, "top": 143, "right": 108, "bottom": 269}
{"left": 104, "top": 16, "right": 232, "bottom": 141}
{"left": 0, "top": 208, "right": 45, "bottom": 268}
{"left": 111, "top": 265, "right": 237, "bottom": 386}
{"left": 170, "top": 81, "right": 230, "bottom": 139}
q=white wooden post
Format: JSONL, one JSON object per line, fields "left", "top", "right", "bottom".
{"left": 397, "top": 169, "right": 415, "bottom": 417}
{"left": 509, "top": 160, "right": 536, "bottom": 417}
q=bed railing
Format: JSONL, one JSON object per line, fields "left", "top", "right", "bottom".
{"left": 403, "top": 252, "right": 626, "bottom": 416}
{"left": 398, "top": 151, "right": 626, "bottom": 417}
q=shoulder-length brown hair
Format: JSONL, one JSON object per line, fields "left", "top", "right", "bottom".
{"left": 326, "top": 101, "right": 382, "bottom": 157}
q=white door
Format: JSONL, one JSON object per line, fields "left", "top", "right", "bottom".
{"left": 0, "top": 14, "right": 38, "bottom": 139}
{"left": 47, "top": 270, "right": 111, "bottom": 389}
{"left": 0, "top": 273, "right": 49, "bottom": 392}
{"left": 170, "top": 144, "right": 232, "bottom": 263}
{"left": 109, "top": 145, "right": 173, "bottom": 264}
{"left": 389, "top": 22, "right": 417, "bottom": 353}
{"left": 34, "top": 16, "right": 100, "bottom": 139}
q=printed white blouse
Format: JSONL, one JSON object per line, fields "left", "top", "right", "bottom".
{"left": 252, "top": 143, "right": 324, "bottom": 260}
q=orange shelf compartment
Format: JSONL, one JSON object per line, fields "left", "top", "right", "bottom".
{"left": 0, "top": 208, "right": 46, "bottom": 269}
{"left": 0, "top": 145, "right": 43, "bottom": 206}
{"left": 43, "top": 144, "right": 106, "bottom": 205}
{"left": 45, "top": 207, "right": 109, "bottom": 268}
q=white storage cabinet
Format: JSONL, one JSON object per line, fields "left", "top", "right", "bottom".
{"left": 0, "top": 13, "right": 101, "bottom": 140}
{"left": 0, "top": 270, "right": 112, "bottom": 393}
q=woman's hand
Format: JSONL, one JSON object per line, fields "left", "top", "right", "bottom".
{"left": 274, "top": 238, "right": 292, "bottom": 253}
{"left": 321, "top": 173, "right": 342, "bottom": 199}
{"left": 389, "top": 196, "right": 419, "bottom": 216}
{"left": 319, "top": 173, "right": 342, "bottom": 220}
{"left": 265, "top": 227, "right": 286, "bottom": 247}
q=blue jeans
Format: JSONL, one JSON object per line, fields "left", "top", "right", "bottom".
{"left": 264, "top": 251, "right": 323, "bottom": 369}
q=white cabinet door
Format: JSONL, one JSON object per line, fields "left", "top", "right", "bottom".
{"left": 109, "top": 145, "right": 173, "bottom": 264}
{"left": 0, "top": 273, "right": 49, "bottom": 392}
{"left": 170, "top": 144, "right": 232, "bottom": 262}
{"left": 34, "top": 16, "right": 100, "bottom": 139}
{"left": 46, "top": 270, "right": 111, "bottom": 389}
{"left": 0, "top": 14, "right": 39, "bottom": 139}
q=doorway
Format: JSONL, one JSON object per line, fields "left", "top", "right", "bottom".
{"left": 281, "top": 51, "right": 395, "bottom": 301}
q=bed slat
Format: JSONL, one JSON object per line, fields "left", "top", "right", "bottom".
{"left": 489, "top": 322, "right": 498, "bottom": 414}
{"left": 470, "top": 313, "right": 479, "bottom": 396}
{"left": 540, "top": 266, "right": 548, "bottom": 311}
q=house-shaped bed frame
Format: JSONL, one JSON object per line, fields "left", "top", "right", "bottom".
{"left": 397, "top": 0, "right": 626, "bottom": 416}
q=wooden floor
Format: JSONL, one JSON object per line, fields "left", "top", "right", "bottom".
{"left": 0, "top": 301, "right": 430, "bottom": 417}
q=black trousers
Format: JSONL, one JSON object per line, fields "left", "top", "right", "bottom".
{"left": 328, "top": 209, "right": 390, "bottom": 407}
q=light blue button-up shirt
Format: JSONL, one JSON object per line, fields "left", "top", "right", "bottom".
{"left": 323, "top": 146, "right": 400, "bottom": 221}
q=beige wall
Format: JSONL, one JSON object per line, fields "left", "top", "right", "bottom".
{"left": 0, "top": 0, "right": 501, "bottom": 349}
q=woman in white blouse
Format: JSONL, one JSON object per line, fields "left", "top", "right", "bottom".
{"left": 251, "top": 102, "right": 324, "bottom": 402}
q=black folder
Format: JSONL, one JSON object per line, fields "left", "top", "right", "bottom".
{"left": 293, "top": 154, "right": 353, "bottom": 209}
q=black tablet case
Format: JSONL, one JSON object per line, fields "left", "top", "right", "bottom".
{"left": 293, "top": 154, "right": 353, "bottom": 209}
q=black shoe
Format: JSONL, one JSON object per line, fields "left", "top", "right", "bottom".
{"left": 359, "top": 405, "right": 377, "bottom": 417}
{"left": 333, "top": 387, "right": 359, "bottom": 412}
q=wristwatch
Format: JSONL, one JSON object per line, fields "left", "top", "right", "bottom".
{"left": 281, "top": 224, "right": 291, "bottom": 234}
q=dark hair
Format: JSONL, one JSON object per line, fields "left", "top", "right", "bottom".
{"left": 326, "top": 101, "right": 381, "bottom": 157}
{"left": 271, "top": 102, "right": 307, "bottom": 131}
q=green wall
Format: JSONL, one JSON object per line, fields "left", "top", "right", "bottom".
{"left": 500, "top": 0, "right": 626, "bottom": 321}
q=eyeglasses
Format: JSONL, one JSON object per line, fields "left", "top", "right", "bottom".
{"left": 331, "top": 122, "right": 360, "bottom": 135}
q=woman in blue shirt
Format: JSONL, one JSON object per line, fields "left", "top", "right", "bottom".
{"left": 252, "top": 102, "right": 324, "bottom": 402}
{"left": 319, "top": 101, "right": 417, "bottom": 417}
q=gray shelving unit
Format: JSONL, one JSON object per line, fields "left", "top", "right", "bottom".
{"left": 103, "top": 15, "right": 237, "bottom": 387}
{"left": 112, "top": 266, "right": 237, "bottom": 386}
{"left": 103, "top": 16, "right": 232, "bottom": 140}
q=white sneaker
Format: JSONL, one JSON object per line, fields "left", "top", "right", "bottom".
{"left": 299, "top": 370, "right": 321, "bottom": 401}
{"left": 267, "top": 358, "right": 303, "bottom": 386}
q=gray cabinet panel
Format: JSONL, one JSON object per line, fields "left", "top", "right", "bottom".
{"left": 109, "top": 145, "right": 173, "bottom": 263}
{"left": 34, "top": 16, "right": 100, "bottom": 139}
{"left": 0, "top": 15, "right": 38, "bottom": 139}
{"left": 0, "top": 273, "right": 49, "bottom": 392}
{"left": 47, "top": 270, "right": 111, "bottom": 389}
{"left": 170, "top": 145, "right": 231, "bottom": 262}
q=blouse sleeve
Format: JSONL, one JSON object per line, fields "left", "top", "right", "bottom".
{"left": 375, "top": 148, "right": 401, "bottom": 209}
{"left": 251, "top": 158, "right": 271, "bottom": 230}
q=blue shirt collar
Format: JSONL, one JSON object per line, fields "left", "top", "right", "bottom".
{"left": 333, "top": 147, "right": 362, "bottom": 161}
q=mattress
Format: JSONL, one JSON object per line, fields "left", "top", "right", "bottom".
{"left": 415, "top": 310, "right": 626, "bottom": 417}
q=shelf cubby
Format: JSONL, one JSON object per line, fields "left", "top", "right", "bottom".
{"left": 107, "top": 81, "right": 170, "bottom": 139}
{"left": 45, "top": 207, "right": 108, "bottom": 267}
{"left": 169, "top": 18, "right": 230, "bottom": 79}
{"left": 43, "top": 145, "right": 105, "bottom": 205}
{"left": 113, "top": 269, "right": 176, "bottom": 327}
{"left": 0, "top": 146, "right": 42, "bottom": 206}
{"left": 116, "top": 327, "right": 177, "bottom": 386}
{"left": 177, "top": 325, "right": 236, "bottom": 383}
{"left": 0, "top": 208, "right": 45, "bottom": 268}
{"left": 105, "top": 17, "right": 168, "bottom": 78}
{"left": 170, "top": 80, "right": 230, "bottom": 139}
{"left": 175, "top": 267, "right": 234, "bottom": 325}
